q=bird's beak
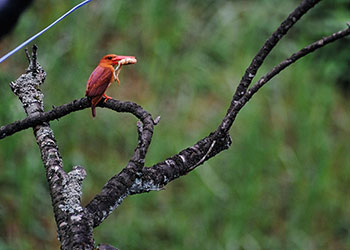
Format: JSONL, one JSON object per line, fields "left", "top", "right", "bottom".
{"left": 112, "top": 55, "right": 137, "bottom": 65}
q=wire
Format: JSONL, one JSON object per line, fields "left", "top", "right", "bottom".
{"left": 0, "top": 0, "right": 93, "bottom": 63}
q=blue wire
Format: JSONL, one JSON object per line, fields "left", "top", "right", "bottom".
{"left": 0, "top": 0, "right": 93, "bottom": 63}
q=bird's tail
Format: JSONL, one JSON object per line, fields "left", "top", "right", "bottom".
{"left": 90, "top": 96, "right": 103, "bottom": 118}
{"left": 91, "top": 106, "right": 96, "bottom": 117}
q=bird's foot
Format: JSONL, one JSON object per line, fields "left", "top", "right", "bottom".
{"left": 103, "top": 94, "right": 112, "bottom": 102}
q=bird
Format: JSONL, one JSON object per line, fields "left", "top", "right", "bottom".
{"left": 85, "top": 54, "right": 137, "bottom": 117}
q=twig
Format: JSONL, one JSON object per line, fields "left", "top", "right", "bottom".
{"left": 24, "top": 48, "right": 31, "bottom": 64}
{"left": 31, "top": 44, "right": 38, "bottom": 74}
{"left": 153, "top": 115, "right": 161, "bottom": 125}
{"left": 247, "top": 26, "right": 350, "bottom": 100}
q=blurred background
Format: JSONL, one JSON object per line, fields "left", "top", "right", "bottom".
{"left": 0, "top": 0, "right": 349, "bottom": 249}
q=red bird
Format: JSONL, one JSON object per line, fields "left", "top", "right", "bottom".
{"left": 85, "top": 54, "right": 137, "bottom": 117}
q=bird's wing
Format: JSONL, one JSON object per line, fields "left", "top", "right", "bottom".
{"left": 85, "top": 65, "right": 114, "bottom": 97}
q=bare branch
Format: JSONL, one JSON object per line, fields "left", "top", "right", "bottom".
{"left": 247, "top": 26, "right": 350, "bottom": 99}
{"left": 0, "top": 98, "right": 156, "bottom": 140}
{"left": 0, "top": 98, "right": 89, "bottom": 139}
{"left": 85, "top": 100, "right": 156, "bottom": 227}
{"left": 102, "top": 99, "right": 155, "bottom": 169}
{"left": 218, "top": 26, "right": 350, "bottom": 134}
{"left": 86, "top": 131, "right": 232, "bottom": 227}
{"left": 222, "top": 0, "right": 322, "bottom": 133}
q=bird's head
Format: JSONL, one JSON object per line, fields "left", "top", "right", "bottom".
{"left": 100, "top": 54, "right": 137, "bottom": 66}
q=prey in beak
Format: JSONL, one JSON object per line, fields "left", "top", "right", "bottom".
{"left": 112, "top": 55, "right": 137, "bottom": 85}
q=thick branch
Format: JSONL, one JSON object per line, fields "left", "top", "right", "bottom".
{"left": 0, "top": 98, "right": 156, "bottom": 140}
{"left": 10, "top": 47, "right": 94, "bottom": 250}
{"left": 101, "top": 99, "right": 155, "bottom": 168}
{"left": 86, "top": 131, "right": 232, "bottom": 227}
{"left": 0, "top": 98, "right": 90, "bottom": 139}
{"left": 84, "top": 101, "right": 156, "bottom": 227}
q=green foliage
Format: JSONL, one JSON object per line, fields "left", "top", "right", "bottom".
{"left": 0, "top": 0, "right": 349, "bottom": 249}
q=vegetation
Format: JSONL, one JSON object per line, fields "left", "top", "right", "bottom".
{"left": 0, "top": 0, "right": 349, "bottom": 249}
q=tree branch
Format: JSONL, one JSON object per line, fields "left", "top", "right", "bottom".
{"left": 86, "top": 130, "right": 232, "bottom": 227}
{"left": 222, "top": 0, "right": 321, "bottom": 133}
{"left": 9, "top": 47, "right": 94, "bottom": 250}
{"left": 247, "top": 27, "right": 350, "bottom": 100}
{"left": 0, "top": 98, "right": 157, "bottom": 140}
{"left": 217, "top": 25, "right": 350, "bottom": 136}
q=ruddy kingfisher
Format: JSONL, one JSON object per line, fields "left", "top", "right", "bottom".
{"left": 85, "top": 54, "right": 137, "bottom": 117}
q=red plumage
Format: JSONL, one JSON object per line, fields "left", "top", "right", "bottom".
{"left": 85, "top": 54, "right": 137, "bottom": 117}
{"left": 85, "top": 65, "right": 114, "bottom": 117}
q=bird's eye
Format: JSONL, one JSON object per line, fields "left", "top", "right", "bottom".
{"left": 107, "top": 56, "right": 112, "bottom": 60}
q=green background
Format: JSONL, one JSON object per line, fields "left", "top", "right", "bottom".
{"left": 0, "top": 0, "right": 349, "bottom": 249}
